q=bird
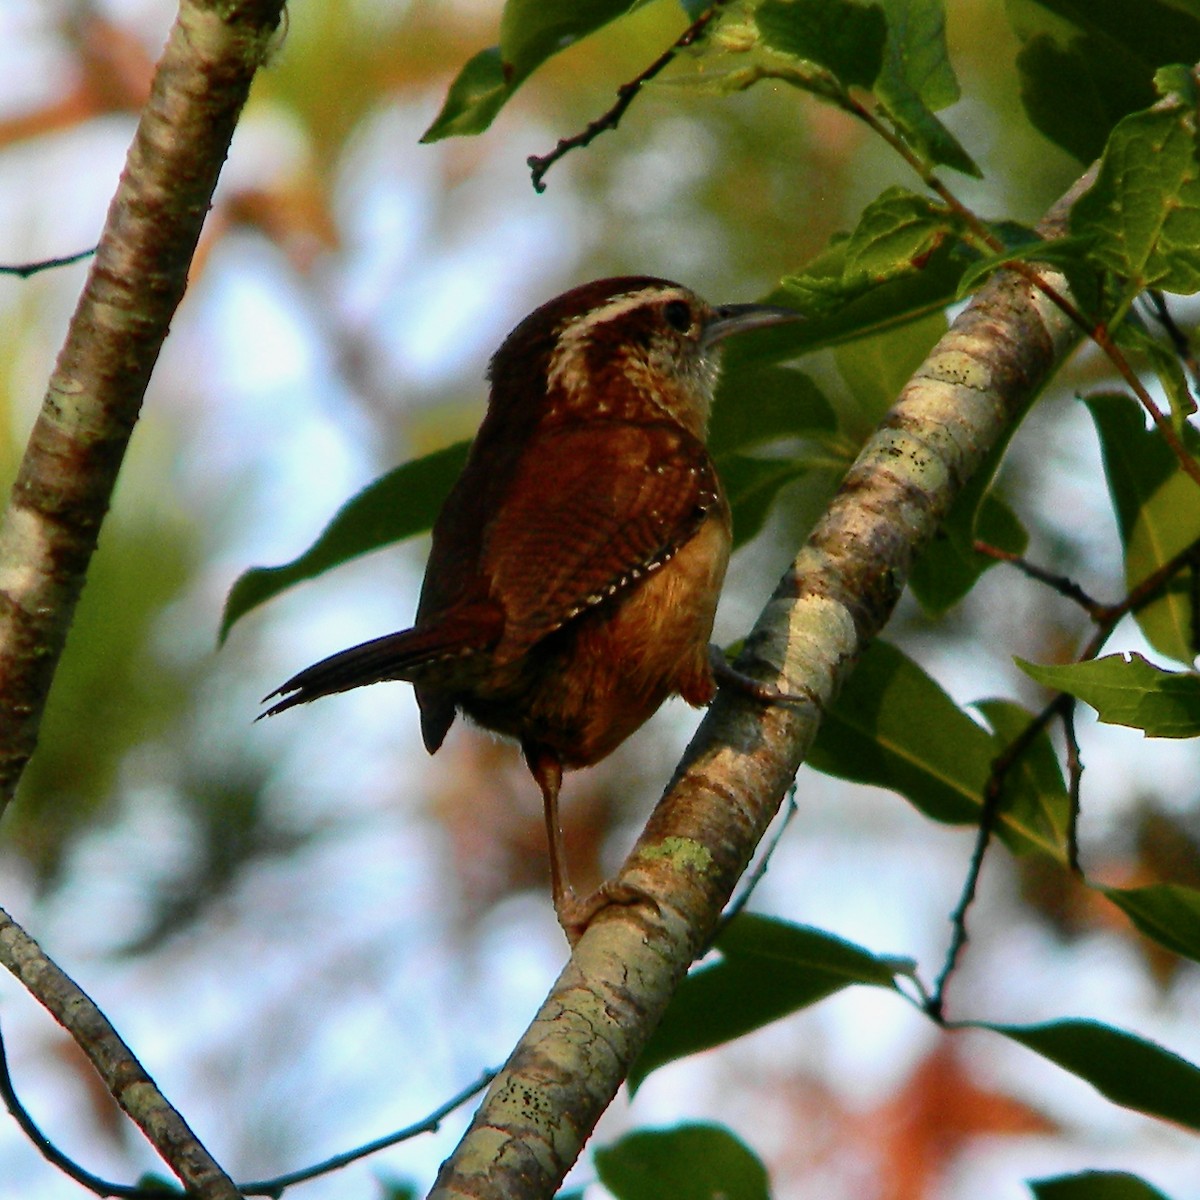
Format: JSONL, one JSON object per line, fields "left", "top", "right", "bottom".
{"left": 263, "top": 276, "right": 800, "bottom": 938}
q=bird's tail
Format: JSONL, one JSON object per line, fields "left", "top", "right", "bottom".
{"left": 261, "top": 619, "right": 486, "bottom": 717}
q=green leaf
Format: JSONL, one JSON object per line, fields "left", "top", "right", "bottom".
{"left": 709, "top": 366, "right": 837, "bottom": 457}
{"left": 423, "top": 2, "right": 654, "bottom": 140}
{"left": 221, "top": 442, "right": 470, "bottom": 641}
{"left": 630, "top": 915, "right": 903, "bottom": 1090}
{"left": 909, "top": 487, "right": 1028, "bottom": 614}
{"left": 1071, "top": 102, "right": 1200, "bottom": 302}
{"left": 952, "top": 231, "right": 1097, "bottom": 301}
{"left": 594, "top": 1125, "right": 769, "bottom": 1200}
{"left": 774, "top": 236, "right": 967, "bottom": 351}
{"left": 499, "top": 0, "right": 642, "bottom": 86}
{"left": 1007, "top": 0, "right": 1200, "bottom": 163}
{"left": 879, "top": 0, "right": 960, "bottom": 109}
{"left": 1030, "top": 1170, "right": 1172, "bottom": 1200}
{"left": 835, "top": 308, "right": 947, "bottom": 428}
{"left": 1017, "top": 653, "right": 1200, "bottom": 737}
{"left": 1116, "top": 322, "right": 1198, "bottom": 426}
{"left": 843, "top": 187, "right": 956, "bottom": 281}
{"left": 808, "top": 640, "right": 1070, "bottom": 859}
{"left": 132, "top": 1175, "right": 184, "bottom": 1196}
{"left": 874, "top": 0, "right": 979, "bottom": 176}
{"left": 1103, "top": 882, "right": 1200, "bottom": 964}
{"left": 1087, "top": 392, "right": 1200, "bottom": 663}
{"left": 989, "top": 1019, "right": 1200, "bottom": 1130}
{"left": 717, "top": 452, "right": 828, "bottom": 549}
{"left": 754, "top": 0, "right": 886, "bottom": 90}
{"left": 378, "top": 1182, "right": 419, "bottom": 1200}
{"left": 975, "top": 698, "right": 1071, "bottom": 851}
{"left": 421, "top": 48, "right": 512, "bottom": 142}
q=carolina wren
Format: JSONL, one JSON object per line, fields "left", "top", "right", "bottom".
{"left": 264, "top": 277, "right": 799, "bottom": 937}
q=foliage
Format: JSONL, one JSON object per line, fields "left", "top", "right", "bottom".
{"left": 222, "top": 0, "right": 1200, "bottom": 1194}
{"left": 4, "top": 0, "right": 1200, "bottom": 1196}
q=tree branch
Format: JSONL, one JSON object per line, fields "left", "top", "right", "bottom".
{"left": 0, "top": 907, "right": 239, "bottom": 1198}
{"left": 0, "top": 0, "right": 285, "bottom": 812}
{"left": 427, "top": 172, "right": 1094, "bottom": 1200}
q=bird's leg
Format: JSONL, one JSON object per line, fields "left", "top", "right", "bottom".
{"left": 707, "top": 644, "right": 818, "bottom": 706}
{"left": 525, "top": 744, "right": 656, "bottom": 944}
{"left": 525, "top": 746, "right": 577, "bottom": 922}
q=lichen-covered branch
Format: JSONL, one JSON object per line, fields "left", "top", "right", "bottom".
{"left": 0, "top": 0, "right": 284, "bottom": 810}
{"left": 428, "top": 174, "right": 1093, "bottom": 1200}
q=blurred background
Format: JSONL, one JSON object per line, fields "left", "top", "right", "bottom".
{"left": 0, "top": 1, "right": 1198, "bottom": 1197}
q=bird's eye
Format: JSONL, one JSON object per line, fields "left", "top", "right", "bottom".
{"left": 663, "top": 299, "right": 693, "bottom": 333}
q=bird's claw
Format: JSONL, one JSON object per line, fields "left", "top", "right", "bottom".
{"left": 708, "top": 645, "right": 815, "bottom": 706}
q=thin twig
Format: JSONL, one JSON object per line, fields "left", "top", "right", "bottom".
{"left": 720, "top": 783, "right": 799, "bottom": 928}
{"left": 973, "top": 540, "right": 1105, "bottom": 617}
{"left": 1, "top": 1005, "right": 496, "bottom": 1200}
{"left": 926, "top": 694, "right": 1067, "bottom": 1020}
{"left": 931, "top": 533, "right": 1200, "bottom": 1011}
{"left": 1061, "top": 700, "right": 1082, "bottom": 872}
{"left": 0, "top": 1020, "right": 151, "bottom": 1199}
{"left": 1041, "top": 283, "right": 1200, "bottom": 491}
{"left": 527, "top": 0, "right": 734, "bottom": 193}
{"left": 0, "top": 247, "right": 96, "bottom": 278}
{"left": 237, "top": 1070, "right": 497, "bottom": 1197}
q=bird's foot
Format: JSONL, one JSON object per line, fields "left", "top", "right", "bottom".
{"left": 708, "top": 644, "right": 816, "bottom": 706}
{"left": 555, "top": 879, "right": 661, "bottom": 946}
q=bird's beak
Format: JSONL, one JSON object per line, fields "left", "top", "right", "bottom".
{"left": 702, "top": 302, "right": 804, "bottom": 348}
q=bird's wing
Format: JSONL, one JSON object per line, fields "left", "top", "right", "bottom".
{"left": 481, "top": 421, "right": 725, "bottom": 661}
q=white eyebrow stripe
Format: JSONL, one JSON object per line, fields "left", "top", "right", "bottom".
{"left": 546, "top": 286, "right": 692, "bottom": 399}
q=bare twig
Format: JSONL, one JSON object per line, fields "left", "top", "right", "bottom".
{"left": 237, "top": 1070, "right": 496, "bottom": 1197}
{"left": 973, "top": 540, "right": 1105, "bottom": 617}
{"left": 720, "top": 783, "right": 799, "bottom": 928}
{"left": 926, "top": 693, "right": 1070, "bottom": 1020}
{"left": 0, "top": 0, "right": 284, "bottom": 1192}
{"left": 0, "top": 1019, "right": 153, "bottom": 1199}
{"left": 527, "top": 0, "right": 734, "bottom": 193}
{"left": 1, "top": 1005, "right": 495, "bottom": 1200}
{"left": 0, "top": 248, "right": 96, "bottom": 278}
{"left": 1061, "top": 700, "right": 1083, "bottom": 873}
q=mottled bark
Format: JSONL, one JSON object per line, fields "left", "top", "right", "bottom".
{"left": 0, "top": 0, "right": 283, "bottom": 810}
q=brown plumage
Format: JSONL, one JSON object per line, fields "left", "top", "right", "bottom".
{"left": 264, "top": 277, "right": 799, "bottom": 937}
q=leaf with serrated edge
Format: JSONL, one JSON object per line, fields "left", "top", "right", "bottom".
{"left": 1087, "top": 393, "right": 1200, "bottom": 664}
{"left": 843, "top": 187, "right": 954, "bottom": 280}
{"left": 1017, "top": 653, "right": 1200, "bottom": 738}
{"left": 1071, "top": 104, "right": 1200, "bottom": 302}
